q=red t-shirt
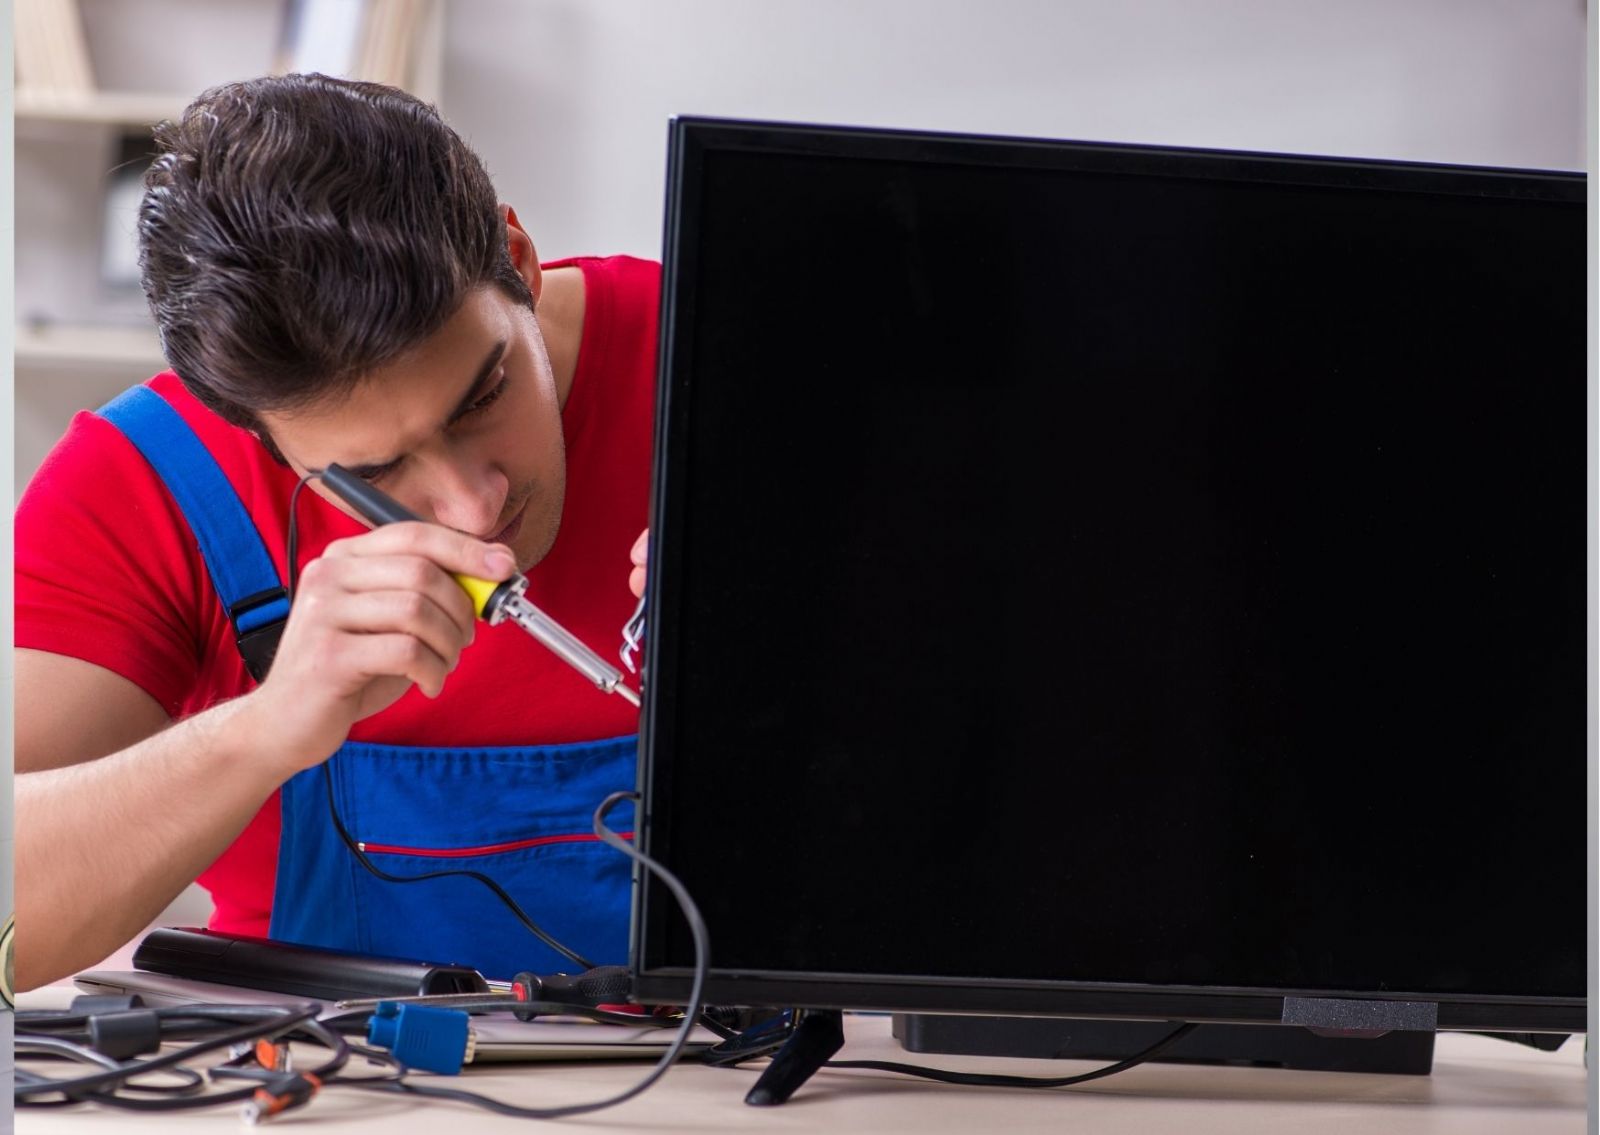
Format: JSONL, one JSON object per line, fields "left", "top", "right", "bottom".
{"left": 16, "top": 255, "right": 659, "bottom": 934}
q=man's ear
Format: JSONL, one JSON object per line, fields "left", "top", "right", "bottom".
{"left": 502, "top": 204, "right": 542, "bottom": 305}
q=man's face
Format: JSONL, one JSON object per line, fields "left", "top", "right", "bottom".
{"left": 258, "top": 284, "right": 566, "bottom": 570}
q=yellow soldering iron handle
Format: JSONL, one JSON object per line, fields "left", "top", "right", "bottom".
{"left": 454, "top": 573, "right": 510, "bottom": 620}
{"left": 454, "top": 576, "right": 521, "bottom": 621}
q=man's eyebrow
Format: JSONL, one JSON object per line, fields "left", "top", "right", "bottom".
{"left": 443, "top": 339, "right": 510, "bottom": 426}
{"left": 341, "top": 340, "right": 508, "bottom": 478}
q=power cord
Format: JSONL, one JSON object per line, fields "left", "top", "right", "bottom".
{"left": 825, "top": 1021, "right": 1200, "bottom": 1088}
{"left": 700, "top": 1009, "right": 1199, "bottom": 1090}
{"left": 335, "top": 790, "right": 712, "bottom": 1120}
{"left": 320, "top": 763, "right": 595, "bottom": 970}
{"left": 284, "top": 471, "right": 318, "bottom": 597}
{"left": 15, "top": 1002, "right": 348, "bottom": 1114}
{"left": 17, "top": 793, "right": 709, "bottom": 1122}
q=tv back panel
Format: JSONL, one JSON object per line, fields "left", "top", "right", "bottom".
{"left": 633, "top": 118, "right": 1586, "bottom": 1032}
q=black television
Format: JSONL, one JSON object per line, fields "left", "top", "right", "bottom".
{"left": 632, "top": 118, "right": 1587, "bottom": 1036}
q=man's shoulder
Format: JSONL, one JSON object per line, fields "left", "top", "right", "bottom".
{"left": 546, "top": 253, "right": 660, "bottom": 280}
{"left": 16, "top": 373, "right": 257, "bottom": 716}
{"left": 595, "top": 254, "right": 661, "bottom": 284}
{"left": 559, "top": 255, "right": 662, "bottom": 386}
{"left": 554, "top": 255, "right": 659, "bottom": 458}
{"left": 549, "top": 254, "right": 659, "bottom": 304}
{"left": 580, "top": 256, "right": 661, "bottom": 335}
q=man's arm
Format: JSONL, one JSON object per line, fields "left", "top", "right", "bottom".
{"left": 15, "top": 522, "right": 517, "bottom": 990}
{"left": 15, "top": 651, "right": 294, "bottom": 988}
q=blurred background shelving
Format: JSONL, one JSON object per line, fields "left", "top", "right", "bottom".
{"left": 14, "top": 0, "right": 443, "bottom": 500}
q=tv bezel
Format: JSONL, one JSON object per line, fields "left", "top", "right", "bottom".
{"left": 631, "top": 116, "right": 1587, "bottom": 1034}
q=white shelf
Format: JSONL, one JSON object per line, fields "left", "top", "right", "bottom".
{"left": 14, "top": 87, "right": 190, "bottom": 126}
{"left": 16, "top": 322, "right": 166, "bottom": 377}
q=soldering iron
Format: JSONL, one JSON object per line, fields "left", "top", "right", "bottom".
{"left": 319, "top": 463, "right": 641, "bottom": 707}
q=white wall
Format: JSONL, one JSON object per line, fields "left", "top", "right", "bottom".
{"left": 440, "top": 0, "right": 1587, "bottom": 263}
{"left": 19, "top": 0, "right": 1587, "bottom": 327}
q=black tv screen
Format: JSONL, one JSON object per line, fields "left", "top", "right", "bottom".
{"left": 633, "top": 118, "right": 1586, "bottom": 1031}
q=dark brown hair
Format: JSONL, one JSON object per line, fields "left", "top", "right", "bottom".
{"left": 139, "top": 73, "right": 531, "bottom": 433}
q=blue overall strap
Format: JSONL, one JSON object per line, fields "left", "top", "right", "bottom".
{"left": 97, "top": 385, "right": 291, "bottom": 680}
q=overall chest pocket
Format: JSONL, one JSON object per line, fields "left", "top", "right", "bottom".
{"left": 271, "top": 737, "right": 638, "bottom": 981}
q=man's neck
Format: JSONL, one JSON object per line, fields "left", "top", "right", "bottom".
{"left": 537, "top": 265, "right": 586, "bottom": 410}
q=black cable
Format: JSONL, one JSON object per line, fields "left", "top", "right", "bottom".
{"left": 15, "top": 1004, "right": 324, "bottom": 1104}
{"left": 824, "top": 1022, "right": 1201, "bottom": 1088}
{"left": 320, "top": 763, "right": 595, "bottom": 970}
{"left": 19, "top": 1002, "right": 325, "bottom": 1037}
{"left": 15, "top": 1007, "right": 314, "bottom": 1098}
{"left": 283, "top": 1015, "right": 355, "bottom": 1080}
{"left": 49, "top": 1084, "right": 260, "bottom": 1113}
{"left": 692, "top": 1009, "right": 742, "bottom": 1042}
{"left": 701, "top": 1014, "right": 1200, "bottom": 1088}
{"left": 698, "top": 1012, "right": 795, "bottom": 1066}
{"left": 341, "top": 791, "right": 711, "bottom": 1121}
{"left": 14, "top": 1038, "right": 123, "bottom": 1076}
{"left": 338, "top": 1042, "right": 412, "bottom": 1081}
{"left": 109, "top": 1066, "right": 207, "bottom": 1096}
{"left": 286, "top": 470, "right": 319, "bottom": 599}
{"left": 17, "top": 1009, "right": 354, "bottom": 1118}
{"left": 7, "top": 1075, "right": 80, "bottom": 1109}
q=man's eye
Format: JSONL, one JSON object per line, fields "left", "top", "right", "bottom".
{"left": 355, "top": 462, "right": 399, "bottom": 483}
{"left": 464, "top": 379, "right": 507, "bottom": 416}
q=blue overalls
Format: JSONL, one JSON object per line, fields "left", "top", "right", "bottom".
{"left": 99, "top": 385, "right": 636, "bottom": 980}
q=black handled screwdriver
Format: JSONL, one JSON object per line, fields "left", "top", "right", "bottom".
{"left": 334, "top": 965, "right": 635, "bottom": 1019}
{"left": 319, "top": 463, "right": 641, "bottom": 707}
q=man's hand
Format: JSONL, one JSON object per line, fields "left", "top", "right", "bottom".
{"left": 629, "top": 528, "right": 648, "bottom": 598}
{"left": 243, "top": 522, "right": 518, "bottom": 775}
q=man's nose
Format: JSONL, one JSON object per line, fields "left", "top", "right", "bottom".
{"left": 424, "top": 462, "right": 509, "bottom": 539}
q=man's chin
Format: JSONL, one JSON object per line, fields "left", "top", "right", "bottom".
{"left": 509, "top": 508, "right": 562, "bottom": 573}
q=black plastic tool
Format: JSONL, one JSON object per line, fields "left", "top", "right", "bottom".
{"left": 133, "top": 926, "right": 489, "bottom": 1001}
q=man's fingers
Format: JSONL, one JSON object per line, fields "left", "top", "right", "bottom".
{"left": 628, "top": 529, "right": 648, "bottom": 597}
{"left": 276, "top": 521, "right": 518, "bottom": 711}
{"left": 297, "top": 554, "right": 479, "bottom": 640}
{"left": 329, "top": 590, "right": 474, "bottom": 667}
{"left": 323, "top": 521, "right": 518, "bottom": 580}
{"left": 340, "top": 633, "right": 454, "bottom": 699}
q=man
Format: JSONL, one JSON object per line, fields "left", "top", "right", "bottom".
{"left": 15, "top": 73, "right": 654, "bottom": 988}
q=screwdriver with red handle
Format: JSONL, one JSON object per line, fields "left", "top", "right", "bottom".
{"left": 334, "top": 965, "right": 638, "bottom": 1020}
